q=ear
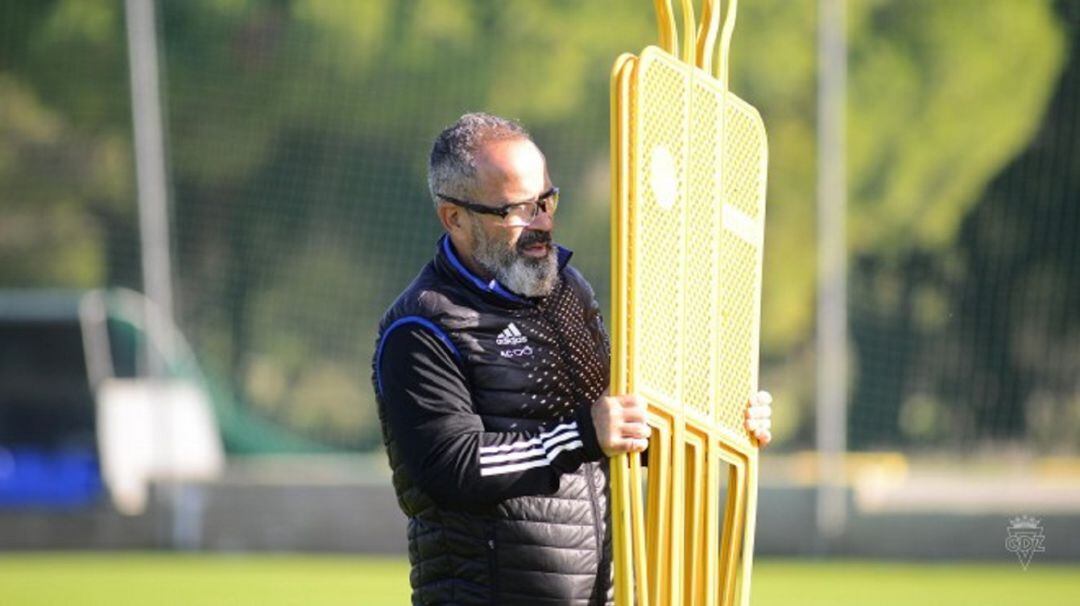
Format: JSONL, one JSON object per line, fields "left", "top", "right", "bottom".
{"left": 436, "top": 202, "right": 462, "bottom": 233}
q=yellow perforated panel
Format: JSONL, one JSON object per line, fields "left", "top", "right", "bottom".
{"left": 609, "top": 5, "right": 768, "bottom": 603}
{"left": 632, "top": 51, "right": 685, "bottom": 407}
{"left": 716, "top": 95, "right": 767, "bottom": 440}
{"left": 627, "top": 47, "right": 767, "bottom": 444}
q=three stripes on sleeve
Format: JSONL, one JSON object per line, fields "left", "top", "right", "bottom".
{"left": 478, "top": 422, "right": 585, "bottom": 477}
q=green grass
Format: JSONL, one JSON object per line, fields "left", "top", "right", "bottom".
{"left": 0, "top": 554, "right": 1076, "bottom": 605}
{"left": 751, "top": 560, "right": 1079, "bottom": 606}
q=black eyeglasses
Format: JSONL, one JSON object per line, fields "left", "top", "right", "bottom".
{"left": 437, "top": 187, "right": 560, "bottom": 227}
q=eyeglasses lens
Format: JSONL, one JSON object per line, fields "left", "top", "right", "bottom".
{"left": 505, "top": 191, "right": 558, "bottom": 225}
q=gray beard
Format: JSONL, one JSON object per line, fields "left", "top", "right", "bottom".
{"left": 470, "top": 222, "right": 559, "bottom": 298}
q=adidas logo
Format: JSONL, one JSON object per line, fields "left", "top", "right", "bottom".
{"left": 496, "top": 323, "right": 528, "bottom": 346}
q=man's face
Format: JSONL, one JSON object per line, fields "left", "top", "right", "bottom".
{"left": 461, "top": 138, "right": 559, "bottom": 297}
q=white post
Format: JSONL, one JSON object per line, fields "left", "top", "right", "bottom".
{"left": 816, "top": 0, "right": 848, "bottom": 543}
{"left": 125, "top": 0, "right": 193, "bottom": 549}
{"left": 125, "top": 0, "right": 175, "bottom": 378}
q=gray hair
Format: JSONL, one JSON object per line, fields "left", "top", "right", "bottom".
{"left": 427, "top": 112, "right": 531, "bottom": 207}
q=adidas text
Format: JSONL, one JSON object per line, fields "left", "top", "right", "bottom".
{"left": 496, "top": 323, "right": 528, "bottom": 346}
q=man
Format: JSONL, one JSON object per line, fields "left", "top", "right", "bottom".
{"left": 373, "top": 112, "right": 773, "bottom": 605}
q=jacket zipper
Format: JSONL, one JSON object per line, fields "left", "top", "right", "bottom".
{"left": 584, "top": 462, "right": 604, "bottom": 555}
{"left": 487, "top": 525, "right": 499, "bottom": 605}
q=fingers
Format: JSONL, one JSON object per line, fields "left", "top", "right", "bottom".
{"left": 745, "top": 390, "right": 774, "bottom": 447}
{"left": 746, "top": 416, "right": 771, "bottom": 434}
{"left": 596, "top": 390, "right": 775, "bottom": 455}
{"left": 618, "top": 395, "right": 651, "bottom": 442}
{"left": 746, "top": 406, "right": 772, "bottom": 420}
{"left": 611, "top": 436, "right": 650, "bottom": 453}
{"left": 622, "top": 420, "right": 651, "bottom": 439}
{"left": 592, "top": 393, "right": 651, "bottom": 457}
{"left": 745, "top": 390, "right": 773, "bottom": 419}
{"left": 618, "top": 395, "right": 649, "bottom": 443}
{"left": 754, "top": 429, "right": 772, "bottom": 447}
{"left": 617, "top": 394, "right": 647, "bottom": 423}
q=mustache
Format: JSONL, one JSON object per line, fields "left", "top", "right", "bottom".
{"left": 516, "top": 230, "right": 552, "bottom": 251}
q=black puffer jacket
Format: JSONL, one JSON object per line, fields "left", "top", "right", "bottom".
{"left": 373, "top": 236, "right": 613, "bottom": 605}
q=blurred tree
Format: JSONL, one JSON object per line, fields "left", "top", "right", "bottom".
{"left": 152, "top": 0, "right": 658, "bottom": 448}
{"left": 845, "top": 0, "right": 1068, "bottom": 447}
{"left": 0, "top": 0, "right": 135, "bottom": 288}
{"left": 942, "top": 0, "right": 1080, "bottom": 449}
{"left": 0, "top": 0, "right": 1071, "bottom": 451}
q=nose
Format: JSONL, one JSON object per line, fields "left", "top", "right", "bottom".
{"left": 527, "top": 206, "right": 554, "bottom": 231}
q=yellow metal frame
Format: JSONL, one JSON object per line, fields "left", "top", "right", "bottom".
{"left": 610, "top": 1, "right": 768, "bottom": 604}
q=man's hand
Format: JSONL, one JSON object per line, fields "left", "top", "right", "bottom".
{"left": 745, "top": 390, "right": 773, "bottom": 447}
{"left": 591, "top": 394, "right": 651, "bottom": 457}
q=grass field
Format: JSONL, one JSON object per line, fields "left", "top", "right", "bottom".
{"left": 0, "top": 554, "right": 1076, "bottom": 605}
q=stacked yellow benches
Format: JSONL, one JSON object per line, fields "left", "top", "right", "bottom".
{"left": 608, "top": 1, "right": 769, "bottom": 604}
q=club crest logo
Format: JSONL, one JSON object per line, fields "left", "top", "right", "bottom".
{"left": 1005, "top": 515, "right": 1045, "bottom": 570}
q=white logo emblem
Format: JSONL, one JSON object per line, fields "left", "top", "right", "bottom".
{"left": 500, "top": 345, "right": 534, "bottom": 359}
{"left": 649, "top": 146, "right": 677, "bottom": 210}
{"left": 1006, "top": 515, "right": 1045, "bottom": 570}
{"left": 496, "top": 323, "right": 528, "bottom": 346}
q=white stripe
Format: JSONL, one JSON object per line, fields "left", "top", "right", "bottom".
{"left": 545, "top": 440, "right": 584, "bottom": 461}
{"left": 481, "top": 458, "right": 550, "bottom": 476}
{"left": 480, "top": 440, "right": 584, "bottom": 477}
{"left": 479, "top": 433, "right": 578, "bottom": 466}
{"left": 509, "top": 323, "right": 522, "bottom": 336}
{"left": 478, "top": 422, "right": 578, "bottom": 455}
{"left": 480, "top": 447, "right": 545, "bottom": 465}
{"left": 479, "top": 437, "right": 541, "bottom": 454}
{"left": 539, "top": 422, "right": 577, "bottom": 439}
{"left": 541, "top": 430, "right": 578, "bottom": 450}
